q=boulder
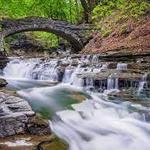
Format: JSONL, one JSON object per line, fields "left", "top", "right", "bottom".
{"left": 0, "top": 79, "right": 8, "bottom": 87}
{"left": 0, "top": 92, "right": 51, "bottom": 137}
{"left": 26, "top": 115, "right": 51, "bottom": 135}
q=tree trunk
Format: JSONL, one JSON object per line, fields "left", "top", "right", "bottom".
{"left": 80, "top": 0, "right": 98, "bottom": 23}
{"left": 80, "top": 0, "right": 90, "bottom": 23}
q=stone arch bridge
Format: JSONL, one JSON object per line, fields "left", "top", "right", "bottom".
{"left": 0, "top": 17, "right": 91, "bottom": 52}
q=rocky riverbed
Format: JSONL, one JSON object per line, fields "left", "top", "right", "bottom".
{"left": 0, "top": 89, "right": 51, "bottom": 137}
{"left": 1, "top": 54, "right": 150, "bottom": 150}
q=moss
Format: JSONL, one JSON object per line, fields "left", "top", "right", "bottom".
{"left": 92, "top": 0, "right": 150, "bottom": 37}
{"left": 102, "top": 29, "right": 112, "bottom": 37}
{"left": 41, "top": 137, "right": 68, "bottom": 150}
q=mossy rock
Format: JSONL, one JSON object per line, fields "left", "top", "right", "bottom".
{"left": 39, "top": 137, "right": 68, "bottom": 150}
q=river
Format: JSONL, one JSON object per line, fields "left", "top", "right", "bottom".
{"left": 1, "top": 55, "right": 150, "bottom": 150}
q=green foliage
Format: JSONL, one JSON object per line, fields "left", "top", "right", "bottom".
{"left": 92, "top": 0, "right": 150, "bottom": 37}
{"left": 30, "top": 32, "right": 59, "bottom": 48}
{"left": 0, "top": 0, "right": 83, "bottom": 23}
{"left": 93, "top": 0, "right": 150, "bottom": 21}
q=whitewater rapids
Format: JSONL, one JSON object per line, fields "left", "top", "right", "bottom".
{"left": 50, "top": 93, "right": 150, "bottom": 150}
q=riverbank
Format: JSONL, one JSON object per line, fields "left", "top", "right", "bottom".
{"left": 0, "top": 134, "right": 67, "bottom": 150}
{"left": 82, "top": 11, "right": 150, "bottom": 55}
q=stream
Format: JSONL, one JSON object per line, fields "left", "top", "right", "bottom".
{"left": 1, "top": 55, "right": 150, "bottom": 150}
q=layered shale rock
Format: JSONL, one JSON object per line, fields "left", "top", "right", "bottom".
{"left": 0, "top": 92, "right": 50, "bottom": 137}
{"left": 0, "top": 92, "right": 35, "bottom": 137}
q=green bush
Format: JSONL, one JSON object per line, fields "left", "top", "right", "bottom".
{"left": 93, "top": 0, "right": 150, "bottom": 21}
{"left": 92, "top": 0, "right": 150, "bottom": 36}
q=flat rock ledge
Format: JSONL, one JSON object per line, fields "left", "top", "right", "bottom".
{"left": 0, "top": 92, "right": 35, "bottom": 137}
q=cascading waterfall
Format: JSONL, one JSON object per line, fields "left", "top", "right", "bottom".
{"left": 107, "top": 75, "right": 116, "bottom": 90}
{"left": 2, "top": 56, "right": 150, "bottom": 150}
{"left": 69, "top": 64, "right": 84, "bottom": 87}
{"left": 3, "top": 58, "right": 60, "bottom": 81}
{"left": 107, "top": 74, "right": 118, "bottom": 90}
{"left": 92, "top": 55, "right": 99, "bottom": 64}
{"left": 138, "top": 73, "right": 148, "bottom": 94}
{"left": 117, "top": 63, "right": 127, "bottom": 71}
{"left": 62, "top": 65, "right": 74, "bottom": 83}
{"left": 50, "top": 94, "right": 150, "bottom": 150}
{"left": 106, "top": 63, "right": 128, "bottom": 90}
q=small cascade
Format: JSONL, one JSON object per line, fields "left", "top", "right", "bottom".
{"left": 117, "top": 63, "right": 127, "bottom": 71}
{"left": 101, "top": 64, "right": 108, "bottom": 70}
{"left": 3, "top": 58, "right": 39, "bottom": 78}
{"left": 80, "top": 55, "right": 91, "bottom": 63}
{"left": 3, "top": 58, "right": 61, "bottom": 81}
{"left": 107, "top": 75, "right": 115, "bottom": 90}
{"left": 69, "top": 64, "right": 83, "bottom": 87}
{"left": 92, "top": 55, "right": 99, "bottom": 64}
{"left": 107, "top": 74, "right": 118, "bottom": 90}
{"left": 62, "top": 66, "right": 74, "bottom": 83}
{"left": 138, "top": 73, "right": 148, "bottom": 94}
{"left": 85, "top": 77, "right": 94, "bottom": 89}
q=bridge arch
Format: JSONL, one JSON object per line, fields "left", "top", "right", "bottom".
{"left": 0, "top": 17, "right": 87, "bottom": 51}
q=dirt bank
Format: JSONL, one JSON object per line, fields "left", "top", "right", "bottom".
{"left": 82, "top": 11, "right": 150, "bottom": 56}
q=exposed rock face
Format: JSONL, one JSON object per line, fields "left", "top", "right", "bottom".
{"left": 0, "top": 92, "right": 51, "bottom": 137}
{"left": 0, "top": 79, "right": 7, "bottom": 87}
{"left": 26, "top": 115, "right": 51, "bottom": 135}
{"left": 0, "top": 92, "right": 35, "bottom": 137}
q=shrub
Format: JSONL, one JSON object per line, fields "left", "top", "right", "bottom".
{"left": 92, "top": 0, "right": 150, "bottom": 36}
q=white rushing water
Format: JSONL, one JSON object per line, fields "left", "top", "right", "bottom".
{"left": 3, "top": 58, "right": 59, "bottom": 81}
{"left": 117, "top": 63, "right": 127, "bottom": 71}
{"left": 50, "top": 94, "right": 150, "bottom": 150}
{"left": 2, "top": 57, "right": 150, "bottom": 150}
{"left": 138, "top": 73, "right": 148, "bottom": 94}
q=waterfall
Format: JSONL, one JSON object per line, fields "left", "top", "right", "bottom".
{"left": 80, "top": 55, "right": 91, "bottom": 63}
{"left": 107, "top": 74, "right": 118, "bottom": 90}
{"left": 92, "top": 55, "right": 99, "bottom": 64}
{"left": 107, "top": 76, "right": 114, "bottom": 90}
{"left": 62, "top": 66, "right": 74, "bottom": 83}
{"left": 106, "top": 63, "right": 128, "bottom": 90}
{"left": 69, "top": 64, "right": 84, "bottom": 87}
{"left": 2, "top": 56, "right": 150, "bottom": 150}
{"left": 3, "top": 58, "right": 60, "bottom": 81}
{"left": 85, "top": 77, "right": 94, "bottom": 89}
{"left": 117, "top": 63, "right": 127, "bottom": 70}
{"left": 138, "top": 73, "right": 148, "bottom": 94}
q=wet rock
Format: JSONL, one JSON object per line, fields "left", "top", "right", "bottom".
{"left": 0, "top": 51, "right": 8, "bottom": 69}
{"left": 26, "top": 115, "right": 51, "bottom": 135}
{"left": 0, "top": 79, "right": 7, "bottom": 87}
{"left": 0, "top": 92, "right": 35, "bottom": 137}
{"left": 77, "top": 70, "right": 143, "bottom": 81}
{"left": 38, "top": 136, "right": 68, "bottom": 150}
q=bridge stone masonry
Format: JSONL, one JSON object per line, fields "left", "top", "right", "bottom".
{"left": 0, "top": 17, "right": 91, "bottom": 52}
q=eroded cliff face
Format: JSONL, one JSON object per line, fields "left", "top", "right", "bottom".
{"left": 82, "top": 12, "right": 150, "bottom": 56}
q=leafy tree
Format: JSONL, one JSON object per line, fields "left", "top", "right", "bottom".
{"left": 79, "top": 0, "right": 100, "bottom": 23}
